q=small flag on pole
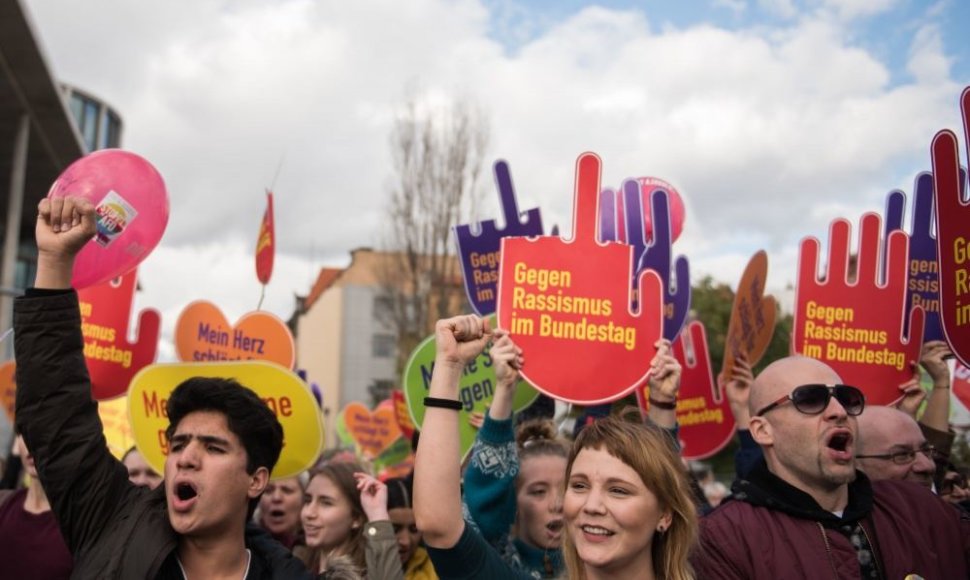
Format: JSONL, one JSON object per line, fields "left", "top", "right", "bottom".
{"left": 256, "top": 191, "right": 275, "bottom": 285}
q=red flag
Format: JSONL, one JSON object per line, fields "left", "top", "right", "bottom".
{"left": 256, "top": 191, "right": 275, "bottom": 284}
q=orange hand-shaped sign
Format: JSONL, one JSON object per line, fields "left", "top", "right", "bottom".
{"left": 497, "top": 153, "right": 664, "bottom": 404}
{"left": 720, "top": 251, "right": 776, "bottom": 384}
{"left": 78, "top": 269, "right": 161, "bottom": 400}
{"left": 932, "top": 86, "right": 970, "bottom": 367}
{"left": 174, "top": 301, "right": 295, "bottom": 368}
{"left": 793, "top": 214, "right": 924, "bottom": 405}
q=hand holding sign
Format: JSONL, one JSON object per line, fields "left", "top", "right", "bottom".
{"left": 932, "top": 86, "right": 970, "bottom": 366}
{"left": 78, "top": 269, "right": 160, "bottom": 400}
{"left": 885, "top": 172, "right": 950, "bottom": 341}
{"left": 794, "top": 213, "right": 924, "bottom": 405}
{"left": 669, "top": 321, "right": 735, "bottom": 460}
{"left": 497, "top": 153, "right": 664, "bottom": 405}
{"left": 454, "top": 161, "right": 544, "bottom": 315}
{"left": 631, "top": 186, "right": 691, "bottom": 340}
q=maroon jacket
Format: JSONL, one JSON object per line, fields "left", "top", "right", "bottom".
{"left": 696, "top": 459, "right": 970, "bottom": 579}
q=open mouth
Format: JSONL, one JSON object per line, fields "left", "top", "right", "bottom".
{"left": 269, "top": 509, "right": 286, "bottom": 519}
{"left": 546, "top": 520, "right": 564, "bottom": 533}
{"left": 176, "top": 482, "right": 198, "bottom": 501}
{"left": 825, "top": 430, "right": 853, "bottom": 460}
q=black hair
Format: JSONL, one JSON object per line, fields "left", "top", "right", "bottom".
{"left": 165, "top": 377, "right": 284, "bottom": 517}
{"left": 385, "top": 476, "right": 412, "bottom": 510}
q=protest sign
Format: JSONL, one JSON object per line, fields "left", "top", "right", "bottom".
{"left": 128, "top": 361, "right": 322, "bottom": 479}
{"left": 454, "top": 160, "right": 544, "bottom": 316}
{"left": 638, "top": 321, "right": 734, "bottom": 460}
{"left": 342, "top": 402, "right": 402, "bottom": 459}
{"left": 98, "top": 396, "right": 134, "bottom": 459}
{"left": 392, "top": 389, "right": 415, "bottom": 439}
{"left": 496, "top": 153, "right": 664, "bottom": 404}
{"left": 631, "top": 187, "right": 690, "bottom": 341}
{"left": 373, "top": 436, "right": 412, "bottom": 476}
{"left": 78, "top": 269, "right": 160, "bottom": 400}
{"left": 885, "top": 172, "right": 952, "bottom": 342}
{"left": 793, "top": 214, "right": 924, "bottom": 405}
{"left": 636, "top": 177, "right": 686, "bottom": 243}
{"left": 932, "top": 86, "right": 970, "bottom": 367}
{"left": 0, "top": 361, "right": 14, "bottom": 422}
{"left": 403, "top": 314, "right": 539, "bottom": 459}
{"left": 174, "top": 301, "right": 295, "bottom": 368}
{"left": 720, "top": 251, "right": 776, "bottom": 384}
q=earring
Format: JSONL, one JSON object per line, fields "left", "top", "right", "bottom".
{"left": 657, "top": 525, "right": 667, "bottom": 533}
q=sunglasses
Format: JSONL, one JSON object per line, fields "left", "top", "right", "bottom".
{"left": 755, "top": 384, "right": 865, "bottom": 417}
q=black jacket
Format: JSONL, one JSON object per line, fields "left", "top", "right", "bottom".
{"left": 14, "top": 290, "right": 312, "bottom": 579}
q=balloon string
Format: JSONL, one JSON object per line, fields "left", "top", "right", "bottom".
{"left": 256, "top": 285, "right": 266, "bottom": 311}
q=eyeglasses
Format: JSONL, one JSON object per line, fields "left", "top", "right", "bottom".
{"left": 755, "top": 384, "right": 865, "bottom": 417}
{"left": 855, "top": 443, "right": 938, "bottom": 465}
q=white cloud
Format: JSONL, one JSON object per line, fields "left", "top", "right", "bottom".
{"left": 24, "top": 0, "right": 968, "bottom": 332}
{"left": 907, "top": 23, "right": 951, "bottom": 84}
{"left": 818, "top": 0, "right": 897, "bottom": 21}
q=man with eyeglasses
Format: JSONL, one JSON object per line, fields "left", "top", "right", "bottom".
{"left": 695, "top": 356, "right": 970, "bottom": 579}
{"left": 856, "top": 406, "right": 937, "bottom": 488}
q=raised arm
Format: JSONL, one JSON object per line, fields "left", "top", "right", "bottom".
{"left": 647, "top": 338, "right": 681, "bottom": 429}
{"left": 414, "top": 315, "right": 491, "bottom": 549}
{"left": 464, "top": 331, "right": 523, "bottom": 542}
{"left": 720, "top": 355, "right": 761, "bottom": 478}
{"left": 15, "top": 197, "right": 138, "bottom": 553}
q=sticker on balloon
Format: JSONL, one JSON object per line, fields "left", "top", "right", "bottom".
{"left": 94, "top": 191, "right": 138, "bottom": 247}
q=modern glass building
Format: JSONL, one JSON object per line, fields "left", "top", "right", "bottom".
{"left": 64, "top": 85, "right": 123, "bottom": 152}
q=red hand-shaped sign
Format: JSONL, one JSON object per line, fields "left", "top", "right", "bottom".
{"left": 793, "top": 214, "right": 924, "bottom": 405}
{"left": 77, "top": 269, "right": 161, "bottom": 400}
{"left": 637, "top": 321, "right": 735, "bottom": 460}
{"left": 497, "top": 153, "right": 663, "bottom": 405}
{"left": 932, "top": 86, "right": 970, "bottom": 367}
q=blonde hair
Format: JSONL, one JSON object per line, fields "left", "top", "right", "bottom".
{"left": 563, "top": 414, "right": 697, "bottom": 580}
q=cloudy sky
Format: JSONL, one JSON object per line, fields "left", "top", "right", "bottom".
{"left": 25, "top": 0, "right": 970, "bottom": 359}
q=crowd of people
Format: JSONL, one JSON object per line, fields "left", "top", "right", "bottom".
{"left": 2, "top": 196, "right": 969, "bottom": 579}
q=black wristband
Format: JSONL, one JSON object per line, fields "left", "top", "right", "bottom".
{"left": 648, "top": 397, "right": 677, "bottom": 410}
{"left": 424, "top": 397, "right": 463, "bottom": 411}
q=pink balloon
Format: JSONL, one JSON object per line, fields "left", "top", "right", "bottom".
{"left": 637, "top": 176, "right": 686, "bottom": 243}
{"left": 47, "top": 149, "right": 169, "bottom": 289}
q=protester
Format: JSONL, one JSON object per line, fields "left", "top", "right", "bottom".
{"left": 414, "top": 315, "right": 698, "bottom": 580}
{"left": 0, "top": 432, "right": 73, "bottom": 579}
{"left": 463, "top": 332, "right": 568, "bottom": 578}
{"left": 940, "top": 462, "right": 970, "bottom": 510}
{"left": 696, "top": 355, "right": 970, "bottom": 579}
{"left": 856, "top": 406, "right": 936, "bottom": 488}
{"left": 257, "top": 474, "right": 308, "bottom": 551}
{"left": 300, "top": 462, "right": 403, "bottom": 578}
{"left": 385, "top": 476, "right": 438, "bottom": 579}
{"left": 14, "top": 196, "right": 311, "bottom": 578}
{"left": 121, "top": 446, "right": 163, "bottom": 489}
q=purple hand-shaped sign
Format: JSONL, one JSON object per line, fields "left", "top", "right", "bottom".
{"left": 454, "top": 160, "right": 544, "bottom": 316}
{"left": 601, "top": 181, "right": 690, "bottom": 341}
{"left": 884, "top": 171, "right": 964, "bottom": 342}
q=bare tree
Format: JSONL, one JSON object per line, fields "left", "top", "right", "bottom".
{"left": 378, "top": 94, "right": 490, "bottom": 370}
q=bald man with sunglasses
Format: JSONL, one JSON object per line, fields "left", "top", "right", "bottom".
{"left": 695, "top": 356, "right": 970, "bottom": 580}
